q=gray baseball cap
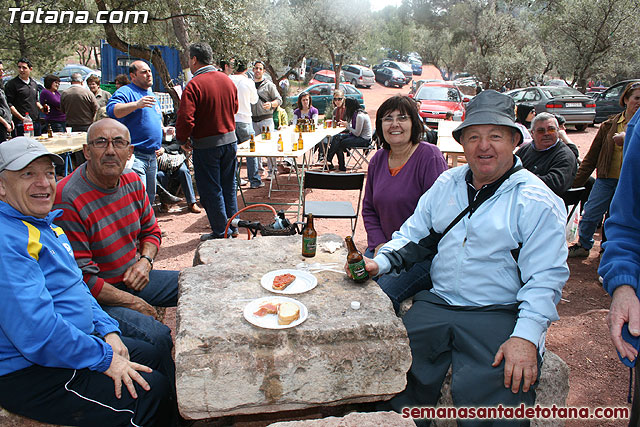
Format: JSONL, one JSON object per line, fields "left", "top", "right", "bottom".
{"left": 0, "top": 137, "right": 63, "bottom": 173}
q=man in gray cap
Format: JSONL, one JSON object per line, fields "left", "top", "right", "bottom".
{"left": 355, "top": 90, "right": 569, "bottom": 422}
{"left": 0, "top": 137, "right": 176, "bottom": 426}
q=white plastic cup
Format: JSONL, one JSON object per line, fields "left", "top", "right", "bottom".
{"left": 65, "top": 127, "right": 72, "bottom": 135}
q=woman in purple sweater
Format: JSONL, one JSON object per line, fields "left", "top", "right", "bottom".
{"left": 363, "top": 95, "right": 448, "bottom": 312}
{"left": 39, "top": 75, "right": 66, "bottom": 132}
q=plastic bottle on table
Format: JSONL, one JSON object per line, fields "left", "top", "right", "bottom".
{"left": 23, "top": 113, "right": 34, "bottom": 138}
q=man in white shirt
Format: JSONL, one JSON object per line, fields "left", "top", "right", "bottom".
{"left": 230, "top": 60, "right": 261, "bottom": 188}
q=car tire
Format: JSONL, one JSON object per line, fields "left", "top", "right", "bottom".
{"left": 351, "top": 79, "right": 357, "bottom": 87}
{"left": 287, "top": 72, "right": 298, "bottom": 81}
{"left": 575, "top": 124, "right": 588, "bottom": 131}
{"left": 384, "top": 80, "right": 390, "bottom": 87}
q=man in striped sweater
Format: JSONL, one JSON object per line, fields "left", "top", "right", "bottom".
{"left": 53, "top": 118, "right": 178, "bottom": 357}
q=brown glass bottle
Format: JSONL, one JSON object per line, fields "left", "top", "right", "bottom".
{"left": 47, "top": 124, "right": 53, "bottom": 138}
{"left": 302, "top": 214, "right": 317, "bottom": 257}
{"left": 345, "top": 236, "right": 368, "bottom": 282}
{"left": 250, "top": 134, "right": 256, "bottom": 152}
{"left": 277, "top": 134, "right": 283, "bottom": 152}
{"left": 266, "top": 126, "right": 271, "bottom": 140}
{"left": 298, "top": 132, "right": 304, "bottom": 150}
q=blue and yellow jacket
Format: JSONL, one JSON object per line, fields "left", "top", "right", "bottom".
{"left": 0, "top": 201, "right": 119, "bottom": 375}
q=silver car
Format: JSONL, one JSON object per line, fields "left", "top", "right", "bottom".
{"left": 341, "top": 64, "right": 375, "bottom": 89}
{"left": 506, "top": 86, "right": 596, "bottom": 131}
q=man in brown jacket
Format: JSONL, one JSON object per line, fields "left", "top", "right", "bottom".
{"left": 61, "top": 73, "right": 99, "bottom": 132}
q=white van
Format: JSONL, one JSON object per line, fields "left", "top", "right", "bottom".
{"left": 342, "top": 64, "right": 375, "bottom": 89}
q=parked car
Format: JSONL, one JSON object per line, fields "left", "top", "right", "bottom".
{"left": 408, "top": 79, "right": 445, "bottom": 97}
{"left": 374, "top": 67, "right": 406, "bottom": 88}
{"left": 506, "top": 86, "right": 595, "bottom": 131}
{"left": 545, "top": 79, "right": 569, "bottom": 87}
{"left": 373, "top": 61, "right": 412, "bottom": 84}
{"left": 308, "top": 70, "right": 344, "bottom": 85}
{"left": 341, "top": 64, "right": 375, "bottom": 89}
{"left": 593, "top": 79, "right": 640, "bottom": 123}
{"left": 414, "top": 82, "right": 468, "bottom": 127}
{"left": 53, "top": 64, "right": 101, "bottom": 91}
{"left": 407, "top": 58, "right": 422, "bottom": 76}
{"left": 286, "top": 83, "right": 364, "bottom": 115}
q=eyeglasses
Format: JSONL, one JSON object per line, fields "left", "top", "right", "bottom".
{"left": 88, "top": 137, "right": 131, "bottom": 149}
{"left": 334, "top": 97, "right": 344, "bottom": 101}
{"left": 382, "top": 114, "right": 410, "bottom": 124}
{"left": 534, "top": 126, "right": 558, "bottom": 135}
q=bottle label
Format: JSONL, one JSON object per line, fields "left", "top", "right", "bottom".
{"left": 348, "top": 260, "right": 368, "bottom": 281}
{"left": 24, "top": 122, "right": 34, "bottom": 132}
{"left": 302, "top": 236, "right": 316, "bottom": 255}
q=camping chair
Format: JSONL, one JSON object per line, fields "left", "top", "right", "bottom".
{"left": 345, "top": 138, "right": 377, "bottom": 171}
{"left": 302, "top": 171, "right": 365, "bottom": 236}
{"left": 561, "top": 187, "right": 586, "bottom": 225}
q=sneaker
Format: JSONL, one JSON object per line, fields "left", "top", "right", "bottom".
{"left": 250, "top": 182, "right": 265, "bottom": 189}
{"left": 568, "top": 243, "right": 590, "bottom": 258}
{"left": 239, "top": 179, "right": 249, "bottom": 186}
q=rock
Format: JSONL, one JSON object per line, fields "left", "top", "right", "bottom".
{"left": 432, "top": 351, "right": 570, "bottom": 427}
{"left": 177, "top": 234, "right": 412, "bottom": 419}
{"left": 267, "top": 411, "right": 415, "bottom": 426}
{"left": 0, "top": 408, "right": 63, "bottom": 426}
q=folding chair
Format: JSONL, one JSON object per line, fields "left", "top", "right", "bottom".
{"left": 345, "top": 138, "right": 376, "bottom": 171}
{"left": 561, "top": 187, "right": 586, "bottom": 225}
{"left": 302, "top": 171, "right": 365, "bottom": 236}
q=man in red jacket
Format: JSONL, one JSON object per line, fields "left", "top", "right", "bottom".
{"left": 176, "top": 43, "right": 239, "bottom": 241}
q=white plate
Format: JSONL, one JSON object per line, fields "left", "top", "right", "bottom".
{"left": 243, "top": 296, "right": 308, "bottom": 329}
{"left": 261, "top": 269, "right": 317, "bottom": 294}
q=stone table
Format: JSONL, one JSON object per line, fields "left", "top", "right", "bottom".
{"left": 176, "top": 234, "right": 412, "bottom": 420}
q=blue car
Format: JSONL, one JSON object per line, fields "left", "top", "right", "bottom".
{"left": 408, "top": 58, "right": 422, "bottom": 75}
{"left": 286, "top": 83, "right": 365, "bottom": 115}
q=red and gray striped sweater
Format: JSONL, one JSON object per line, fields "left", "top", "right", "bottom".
{"left": 53, "top": 164, "right": 161, "bottom": 297}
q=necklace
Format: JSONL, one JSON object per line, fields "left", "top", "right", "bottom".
{"left": 389, "top": 144, "right": 418, "bottom": 167}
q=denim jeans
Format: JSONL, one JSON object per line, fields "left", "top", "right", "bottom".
{"left": 252, "top": 118, "right": 276, "bottom": 179}
{"left": 101, "top": 269, "right": 178, "bottom": 362}
{"left": 365, "top": 248, "right": 432, "bottom": 313}
{"left": 578, "top": 178, "right": 618, "bottom": 250}
{"left": 132, "top": 150, "right": 158, "bottom": 204}
{"left": 236, "top": 122, "right": 260, "bottom": 186}
{"left": 327, "top": 134, "right": 370, "bottom": 170}
{"left": 192, "top": 142, "right": 238, "bottom": 237}
{"left": 157, "top": 162, "right": 196, "bottom": 204}
{"left": 46, "top": 120, "right": 66, "bottom": 132}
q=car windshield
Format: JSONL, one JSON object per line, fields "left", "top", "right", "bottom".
{"left": 314, "top": 73, "right": 334, "bottom": 83}
{"left": 416, "top": 86, "right": 461, "bottom": 102}
{"left": 542, "top": 87, "right": 584, "bottom": 98}
{"left": 396, "top": 63, "right": 412, "bottom": 72}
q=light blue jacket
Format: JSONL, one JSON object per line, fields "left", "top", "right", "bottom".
{"left": 374, "top": 159, "right": 569, "bottom": 347}
{"left": 0, "top": 202, "right": 119, "bottom": 375}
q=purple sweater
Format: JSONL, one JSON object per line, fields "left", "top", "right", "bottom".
{"left": 362, "top": 142, "right": 448, "bottom": 251}
{"left": 40, "top": 89, "right": 66, "bottom": 122}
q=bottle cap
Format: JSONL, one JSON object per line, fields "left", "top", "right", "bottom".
{"left": 350, "top": 301, "right": 361, "bottom": 310}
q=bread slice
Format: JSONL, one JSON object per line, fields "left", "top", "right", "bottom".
{"left": 277, "top": 301, "right": 300, "bottom": 325}
{"left": 273, "top": 273, "right": 296, "bottom": 291}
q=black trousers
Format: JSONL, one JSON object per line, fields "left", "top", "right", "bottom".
{"left": 327, "top": 134, "right": 370, "bottom": 170}
{"left": 390, "top": 291, "right": 539, "bottom": 426}
{"left": 0, "top": 336, "right": 177, "bottom": 427}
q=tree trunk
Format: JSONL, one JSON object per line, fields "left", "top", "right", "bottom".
{"left": 166, "top": 0, "right": 190, "bottom": 70}
{"left": 95, "top": 0, "right": 179, "bottom": 106}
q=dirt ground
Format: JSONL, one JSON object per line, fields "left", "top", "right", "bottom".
{"left": 154, "top": 66, "right": 630, "bottom": 425}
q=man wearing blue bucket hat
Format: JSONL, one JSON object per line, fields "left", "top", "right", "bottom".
{"left": 360, "top": 90, "right": 569, "bottom": 423}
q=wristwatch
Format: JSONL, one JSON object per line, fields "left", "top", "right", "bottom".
{"left": 139, "top": 255, "right": 154, "bottom": 269}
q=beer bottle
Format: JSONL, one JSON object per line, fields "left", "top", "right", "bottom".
{"left": 323, "top": 119, "right": 327, "bottom": 129}
{"left": 47, "top": 124, "right": 53, "bottom": 138}
{"left": 294, "top": 120, "right": 300, "bottom": 133}
{"left": 261, "top": 126, "right": 266, "bottom": 139}
{"left": 332, "top": 118, "right": 337, "bottom": 129}
{"left": 345, "top": 236, "right": 368, "bottom": 283}
{"left": 250, "top": 134, "right": 256, "bottom": 152}
{"left": 302, "top": 214, "right": 317, "bottom": 257}
{"left": 277, "top": 134, "right": 283, "bottom": 152}
{"left": 298, "top": 132, "right": 304, "bottom": 150}
{"left": 266, "top": 126, "right": 271, "bottom": 140}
